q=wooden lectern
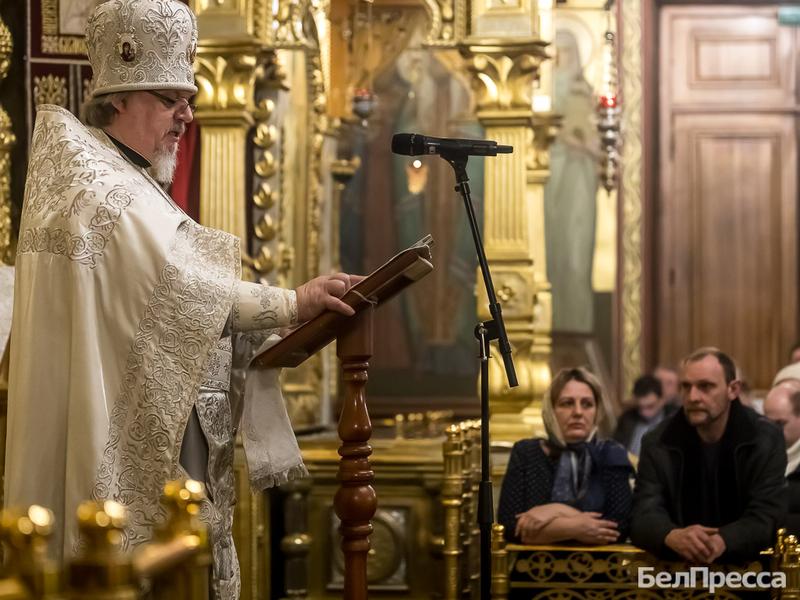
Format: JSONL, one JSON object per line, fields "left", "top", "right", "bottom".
{"left": 253, "top": 240, "right": 434, "bottom": 600}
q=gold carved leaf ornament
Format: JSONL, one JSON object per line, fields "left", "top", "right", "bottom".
{"left": 33, "top": 75, "right": 68, "bottom": 108}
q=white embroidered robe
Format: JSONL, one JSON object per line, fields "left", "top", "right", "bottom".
{"left": 5, "top": 105, "right": 306, "bottom": 598}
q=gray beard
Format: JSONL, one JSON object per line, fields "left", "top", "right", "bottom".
{"left": 148, "top": 146, "right": 178, "bottom": 185}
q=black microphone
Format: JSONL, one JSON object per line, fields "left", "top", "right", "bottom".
{"left": 391, "top": 133, "right": 513, "bottom": 157}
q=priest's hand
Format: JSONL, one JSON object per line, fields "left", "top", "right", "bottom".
{"left": 295, "top": 273, "right": 363, "bottom": 323}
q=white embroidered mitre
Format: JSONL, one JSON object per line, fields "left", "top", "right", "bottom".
{"left": 86, "top": 0, "right": 198, "bottom": 96}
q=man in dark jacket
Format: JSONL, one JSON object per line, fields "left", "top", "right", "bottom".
{"left": 631, "top": 347, "right": 786, "bottom": 564}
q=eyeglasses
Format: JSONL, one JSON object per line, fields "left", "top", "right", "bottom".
{"left": 146, "top": 90, "right": 197, "bottom": 115}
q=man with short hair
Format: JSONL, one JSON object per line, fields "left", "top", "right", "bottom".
{"left": 763, "top": 375, "right": 800, "bottom": 534}
{"left": 631, "top": 348, "right": 786, "bottom": 563}
{"left": 4, "top": 1, "right": 357, "bottom": 597}
{"left": 654, "top": 365, "right": 680, "bottom": 408}
{"left": 613, "top": 374, "right": 674, "bottom": 456}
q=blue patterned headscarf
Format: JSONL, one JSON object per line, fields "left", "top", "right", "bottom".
{"left": 551, "top": 441, "right": 593, "bottom": 504}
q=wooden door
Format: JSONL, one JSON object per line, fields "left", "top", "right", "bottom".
{"left": 657, "top": 5, "right": 798, "bottom": 388}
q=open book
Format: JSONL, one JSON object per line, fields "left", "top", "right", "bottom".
{"left": 252, "top": 235, "right": 435, "bottom": 369}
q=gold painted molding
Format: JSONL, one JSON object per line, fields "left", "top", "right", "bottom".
{"left": 249, "top": 54, "right": 288, "bottom": 282}
{"left": 194, "top": 47, "right": 265, "bottom": 241}
{"left": 195, "top": 49, "right": 266, "bottom": 113}
{"left": 197, "top": 125, "right": 250, "bottom": 241}
{"left": 251, "top": 105, "right": 279, "bottom": 279}
{"left": 471, "top": 0, "right": 540, "bottom": 40}
{"left": 40, "top": 0, "right": 86, "bottom": 54}
{"left": 531, "top": 112, "right": 560, "bottom": 170}
{"left": 304, "top": 52, "right": 327, "bottom": 278}
{"left": 423, "top": 0, "right": 467, "bottom": 47}
{"left": 193, "top": 0, "right": 274, "bottom": 44}
{"left": 461, "top": 41, "right": 548, "bottom": 111}
{"left": 273, "top": 0, "right": 312, "bottom": 49}
{"left": 33, "top": 74, "right": 68, "bottom": 107}
{"left": 620, "top": 0, "right": 643, "bottom": 395}
{"left": 0, "top": 11, "right": 14, "bottom": 265}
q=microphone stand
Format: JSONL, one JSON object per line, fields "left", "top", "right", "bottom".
{"left": 441, "top": 150, "right": 518, "bottom": 600}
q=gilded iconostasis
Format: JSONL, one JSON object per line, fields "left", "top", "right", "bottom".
{"left": 0, "top": 0, "right": 634, "bottom": 427}
{"left": 5, "top": 1, "right": 800, "bottom": 598}
{"left": 336, "top": 0, "right": 623, "bottom": 417}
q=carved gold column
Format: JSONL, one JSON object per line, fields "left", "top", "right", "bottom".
{"left": 0, "top": 11, "right": 14, "bottom": 265}
{"left": 194, "top": 47, "right": 261, "bottom": 242}
{"left": 191, "top": 0, "right": 277, "bottom": 244}
{"left": 460, "top": 41, "right": 551, "bottom": 441}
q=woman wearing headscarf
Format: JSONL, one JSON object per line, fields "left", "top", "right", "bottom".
{"left": 497, "top": 367, "right": 634, "bottom": 544}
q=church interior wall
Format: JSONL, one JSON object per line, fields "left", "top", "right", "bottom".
{"left": 3, "top": 0, "right": 800, "bottom": 597}
{"left": 3, "top": 1, "right": 797, "bottom": 418}
{"left": 0, "top": 0, "right": 788, "bottom": 432}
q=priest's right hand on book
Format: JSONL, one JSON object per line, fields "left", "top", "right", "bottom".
{"left": 295, "top": 273, "right": 364, "bottom": 322}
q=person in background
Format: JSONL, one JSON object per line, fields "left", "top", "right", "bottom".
{"left": 613, "top": 375, "right": 675, "bottom": 456}
{"left": 789, "top": 342, "right": 800, "bottom": 365}
{"left": 764, "top": 363, "right": 800, "bottom": 534}
{"left": 631, "top": 347, "right": 786, "bottom": 564}
{"left": 498, "top": 367, "right": 634, "bottom": 545}
{"left": 654, "top": 365, "right": 681, "bottom": 409}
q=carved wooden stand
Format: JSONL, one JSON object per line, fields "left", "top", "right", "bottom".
{"left": 252, "top": 243, "right": 434, "bottom": 600}
{"left": 334, "top": 307, "right": 376, "bottom": 600}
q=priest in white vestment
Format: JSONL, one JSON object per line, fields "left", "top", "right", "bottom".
{"left": 3, "top": 1, "right": 357, "bottom": 597}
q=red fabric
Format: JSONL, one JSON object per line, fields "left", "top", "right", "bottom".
{"left": 169, "top": 119, "right": 200, "bottom": 221}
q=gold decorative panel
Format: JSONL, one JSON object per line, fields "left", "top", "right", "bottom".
{"left": 304, "top": 52, "right": 327, "bottom": 278}
{"left": 195, "top": 0, "right": 249, "bottom": 15}
{"left": 33, "top": 74, "right": 67, "bottom": 107}
{"left": 40, "top": 0, "right": 89, "bottom": 55}
{"left": 273, "top": 0, "right": 312, "bottom": 49}
{"left": 461, "top": 42, "right": 548, "bottom": 111}
{"left": 0, "top": 17, "right": 9, "bottom": 81}
{"left": 470, "top": 0, "right": 538, "bottom": 38}
{"left": 250, "top": 59, "right": 286, "bottom": 283}
{"left": 194, "top": 0, "right": 254, "bottom": 38}
{"left": 508, "top": 544, "right": 770, "bottom": 599}
{"left": 0, "top": 11, "right": 13, "bottom": 266}
{"left": 422, "top": 0, "right": 467, "bottom": 47}
{"left": 620, "top": 0, "right": 643, "bottom": 396}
